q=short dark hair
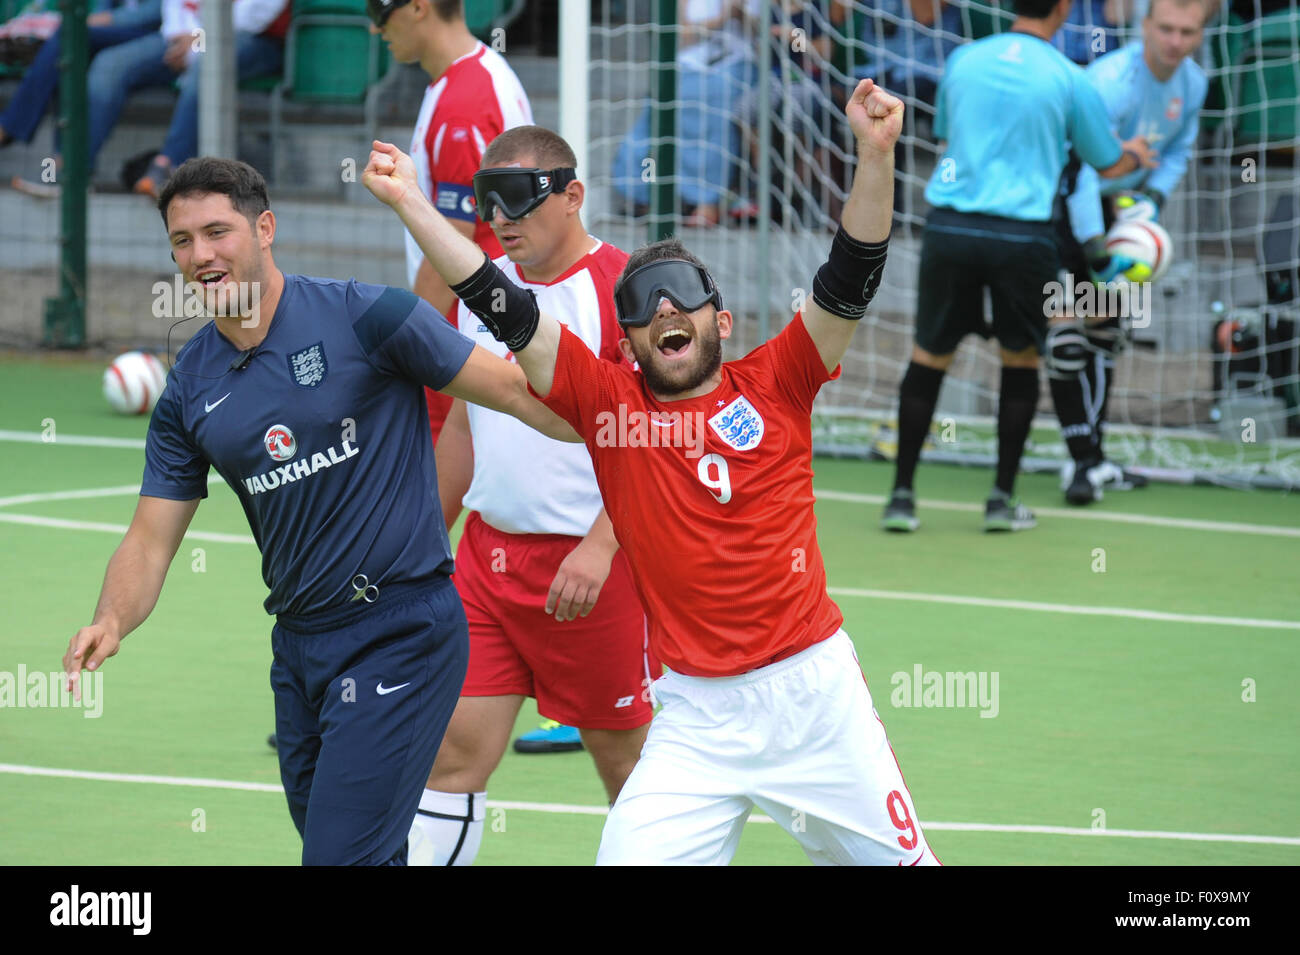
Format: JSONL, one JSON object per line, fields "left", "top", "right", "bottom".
{"left": 1013, "top": 0, "right": 1062, "bottom": 18}
{"left": 431, "top": 0, "right": 463, "bottom": 22}
{"left": 618, "top": 238, "right": 714, "bottom": 287}
{"left": 157, "top": 157, "right": 271, "bottom": 229}
{"left": 482, "top": 126, "right": 578, "bottom": 172}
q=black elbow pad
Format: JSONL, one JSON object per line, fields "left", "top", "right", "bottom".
{"left": 450, "top": 255, "right": 540, "bottom": 352}
{"left": 812, "top": 228, "right": 889, "bottom": 321}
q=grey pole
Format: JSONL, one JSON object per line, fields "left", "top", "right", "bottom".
{"left": 199, "top": 0, "right": 237, "bottom": 159}
{"left": 757, "top": 11, "right": 772, "bottom": 344}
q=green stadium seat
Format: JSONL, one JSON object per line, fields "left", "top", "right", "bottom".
{"left": 268, "top": 0, "right": 396, "bottom": 187}
{"left": 1200, "top": 18, "right": 1243, "bottom": 134}
{"left": 465, "top": 0, "right": 526, "bottom": 43}
{"left": 240, "top": 73, "right": 281, "bottom": 94}
{"left": 1211, "top": 10, "right": 1300, "bottom": 149}
{"left": 961, "top": 0, "right": 1014, "bottom": 41}
{"left": 1233, "top": 9, "right": 1300, "bottom": 147}
{"left": 1, "top": 0, "right": 29, "bottom": 21}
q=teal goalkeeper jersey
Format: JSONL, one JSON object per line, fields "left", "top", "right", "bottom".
{"left": 925, "top": 32, "right": 1122, "bottom": 222}
{"left": 1066, "top": 42, "right": 1207, "bottom": 241}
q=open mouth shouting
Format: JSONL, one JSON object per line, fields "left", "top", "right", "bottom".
{"left": 655, "top": 323, "right": 694, "bottom": 361}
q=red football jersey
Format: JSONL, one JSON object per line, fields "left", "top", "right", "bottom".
{"left": 537, "top": 314, "right": 845, "bottom": 677}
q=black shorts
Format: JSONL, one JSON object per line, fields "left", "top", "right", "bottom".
{"left": 1054, "top": 209, "right": 1090, "bottom": 280}
{"left": 915, "top": 207, "right": 1060, "bottom": 356}
{"left": 1053, "top": 151, "right": 1119, "bottom": 280}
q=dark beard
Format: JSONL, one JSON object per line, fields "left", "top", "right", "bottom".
{"left": 633, "top": 319, "right": 723, "bottom": 397}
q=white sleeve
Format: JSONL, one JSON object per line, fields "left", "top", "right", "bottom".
{"left": 160, "top": 0, "right": 191, "bottom": 38}
{"left": 231, "top": 0, "right": 290, "bottom": 35}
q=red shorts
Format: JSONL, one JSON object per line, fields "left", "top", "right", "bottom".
{"left": 453, "top": 512, "right": 659, "bottom": 729}
{"left": 425, "top": 387, "right": 452, "bottom": 446}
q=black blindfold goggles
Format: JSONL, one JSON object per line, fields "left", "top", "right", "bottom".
{"left": 366, "top": 0, "right": 412, "bottom": 27}
{"left": 472, "top": 167, "right": 577, "bottom": 222}
{"left": 613, "top": 259, "right": 724, "bottom": 328}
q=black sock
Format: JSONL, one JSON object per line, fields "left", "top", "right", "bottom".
{"left": 894, "top": 361, "right": 945, "bottom": 492}
{"left": 995, "top": 366, "right": 1040, "bottom": 497}
{"left": 1048, "top": 373, "right": 1098, "bottom": 464}
{"left": 1087, "top": 353, "right": 1115, "bottom": 459}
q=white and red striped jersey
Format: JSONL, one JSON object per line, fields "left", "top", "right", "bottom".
{"left": 404, "top": 43, "right": 533, "bottom": 288}
{"left": 451, "top": 241, "right": 629, "bottom": 537}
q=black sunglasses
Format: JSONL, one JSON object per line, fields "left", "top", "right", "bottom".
{"left": 367, "top": 0, "right": 412, "bottom": 27}
{"left": 613, "top": 259, "right": 724, "bottom": 328}
{"left": 472, "top": 167, "right": 577, "bottom": 222}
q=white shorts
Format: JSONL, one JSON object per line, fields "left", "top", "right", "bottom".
{"left": 596, "top": 630, "right": 939, "bottom": 866}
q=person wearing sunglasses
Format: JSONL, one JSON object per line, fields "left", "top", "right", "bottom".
{"left": 368, "top": 78, "right": 943, "bottom": 865}
{"left": 403, "top": 126, "right": 660, "bottom": 866}
{"left": 367, "top": 0, "right": 532, "bottom": 450}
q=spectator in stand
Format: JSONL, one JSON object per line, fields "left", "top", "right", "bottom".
{"left": 854, "top": 0, "right": 958, "bottom": 107}
{"left": 612, "top": 0, "right": 760, "bottom": 227}
{"left": 730, "top": 0, "right": 838, "bottom": 225}
{"left": 1, "top": 3, "right": 162, "bottom": 169}
{"left": 131, "top": 0, "right": 289, "bottom": 198}
{"left": 1053, "top": 0, "right": 1130, "bottom": 65}
{"left": 7, "top": 0, "right": 288, "bottom": 198}
{"left": 854, "top": 1, "right": 960, "bottom": 222}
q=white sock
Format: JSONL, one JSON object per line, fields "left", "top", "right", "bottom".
{"left": 408, "top": 789, "right": 486, "bottom": 866}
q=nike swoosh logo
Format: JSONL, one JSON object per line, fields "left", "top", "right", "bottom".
{"left": 204, "top": 393, "right": 231, "bottom": 413}
{"left": 376, "top": 682, "right": 411, "bottom": 696}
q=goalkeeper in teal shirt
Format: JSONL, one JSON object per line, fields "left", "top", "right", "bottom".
{"left": 881, "top": 0, "right": 1154, "bottom": 535}
{"left": 1050, "top": 0, "right": 1208, "bottom": 505}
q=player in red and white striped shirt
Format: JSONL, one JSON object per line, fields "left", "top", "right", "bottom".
{"left": 367, "top": 79, "right": 939, "bottom": 865}
{"left": 369, "top": 0, "right": 532, "bottom": 447}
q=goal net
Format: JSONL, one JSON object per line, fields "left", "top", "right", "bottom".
{"left": 586, "top": 0, "right": 1300, "bottom": 489}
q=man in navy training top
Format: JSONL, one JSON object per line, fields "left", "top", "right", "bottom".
{"left": 61, "top": 156, "right": 579, "bottom": 866}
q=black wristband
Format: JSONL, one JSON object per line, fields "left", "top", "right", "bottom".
{"left": 449, "top": 254, "right": 540, "bottom": 352}
{"left": 811, "top": 227, "right": 889, "bottom": 321}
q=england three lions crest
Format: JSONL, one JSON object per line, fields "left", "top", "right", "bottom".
{"left": 709, "top": 395, "right": 764, "bottom": 451}
{"left": 288, "top": 343, "right": 327, "bottom": 388}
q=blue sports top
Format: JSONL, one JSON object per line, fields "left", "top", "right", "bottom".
{"left": 1067, "top": 41, "right": 1207, "bottom": 241}
{"left": 926, "top": 32, "right": 1122, "bottom": 221}
{"left": 141, "top": 274, "right": 475, "bottom": 615}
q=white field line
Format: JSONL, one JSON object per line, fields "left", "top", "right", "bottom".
{"left": 2, "top": 764, "right": 1297, "bottom": 847}
{"left": 4, "top": 511, "right": 1291, "bottom": 629}
{"left": 828, "top": 587, "right": 1300, "bottom": 631}
{"left": 813, "top": 488, "right": 1300, "bottom": 538}
{"left": 0, "top": 512, "right": 254, "bottom": 544}
{"left": 0, "top": 430, "right": 145, "bottom": 449}
{"left": 1, "top": 457, "right": 1294, "bottom": 538}
{"left": 1, "top": 488, "right": 1294, "bottom": 628}
{"left": 0, "top": 485, "right": 141, "bottom": 508}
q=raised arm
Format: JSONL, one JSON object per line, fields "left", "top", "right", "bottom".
{"left": 801, "top": 78, "right": 902, "bottom": 374}
{"left": 63, "top": 495, "right": 200, "bottom": 697}
{"left": 363, "top": 141, "right": 566, "bottom": 397}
